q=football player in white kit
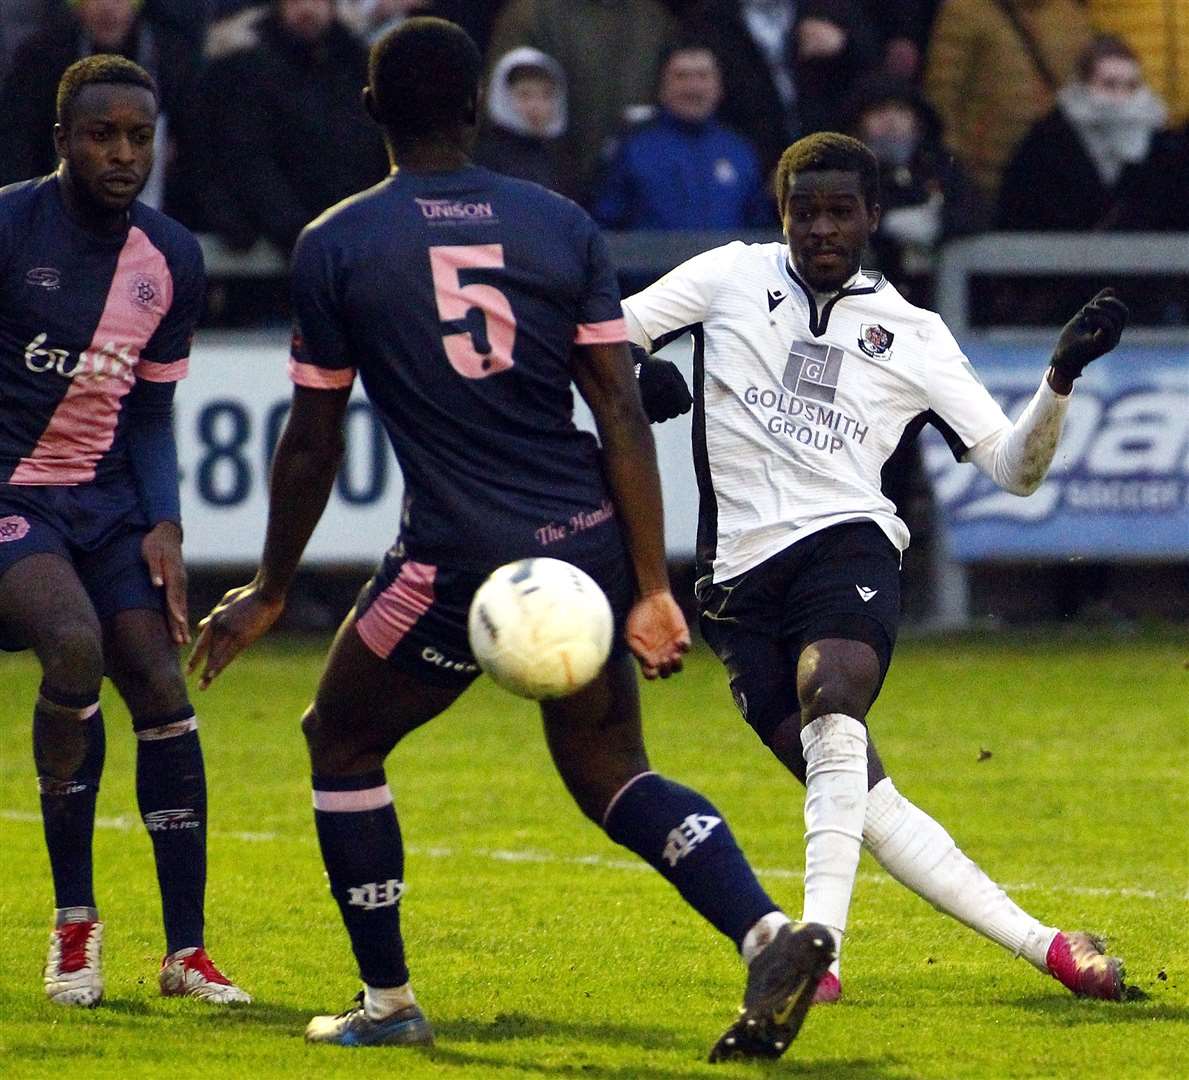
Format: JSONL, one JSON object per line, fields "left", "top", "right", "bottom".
{"left": 625, "top": 132, "right": 1130, "bottom": 1005}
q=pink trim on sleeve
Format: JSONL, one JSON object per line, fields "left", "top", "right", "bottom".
{"left": 288, "top": 356, "right": 356, "bottom": 389}
{"left": 137, "top": 358, "right": 189, "bottom": 382}
{"left": 574, "top": 318, "right": 629, "bottom": 345}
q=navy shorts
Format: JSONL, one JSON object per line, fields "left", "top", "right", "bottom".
{"left": 697, "top": 521, "right": 901, "bottom": 745}
{"left": 0, "top": 478, "right": 159, "bottom": 651}
{"left": 353, "top": 547, "right": 635, "bottom": 689}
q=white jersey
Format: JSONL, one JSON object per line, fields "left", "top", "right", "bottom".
{"left": 623, "top": 241, "right": 1013, "bottom": 583}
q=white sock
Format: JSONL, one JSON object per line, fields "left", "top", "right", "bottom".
{"left": 863, "top": 778, "right": 1058, "bottom": 971}
{"left": 740, "top": 910, "right": 792, "bottom": 965}
{"left": 363, "top": 981, "right": 416, "bottom": 1020}
{"left": 801, "top": 714, "right": 868, "bottom": 963}
{"left": 55, "top": 906, "right": 99, "bottom": 927}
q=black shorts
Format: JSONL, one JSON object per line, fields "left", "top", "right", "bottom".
{"left": 353, "top": 548, "right": 634, "bottom": 690}
{"left": 0, "top": 478, "right": 160, "bottom": 652}
{"left": 697, "top": 521, "right": 901, "bottom": 745}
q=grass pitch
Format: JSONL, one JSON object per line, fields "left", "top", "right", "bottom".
{"left": 1, "top": 631, "right": 1186, "bottom": 1079}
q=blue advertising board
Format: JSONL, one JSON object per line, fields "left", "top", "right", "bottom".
{"left": 924, "top": 343, "right": 1189, "bottom": 561}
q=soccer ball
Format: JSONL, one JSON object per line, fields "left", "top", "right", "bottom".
{"left": 468, "top": 558, "right": 614, "bottom": 700}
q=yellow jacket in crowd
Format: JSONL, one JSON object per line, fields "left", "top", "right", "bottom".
{"left": 1087, "top": 0, "right": 1188, "bottom": 123}
{"left": 925, "top": 0, "right": 1090, "bottom": 199}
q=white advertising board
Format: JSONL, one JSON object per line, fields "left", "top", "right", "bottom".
{"left": 178, "top": 332, "right": 700, "bottom": 565}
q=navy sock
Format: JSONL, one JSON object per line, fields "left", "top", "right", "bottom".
{"left": 134, "top": 708, "right": 206, "bottom": 954}
{"left": 603, "top": 772, "right": 779, "bottom": 949}
{"left": 313, "top": 770, "right": 409, "bottom": 988}
{"left": 34, "top": 684, "right": 105, "bottom": 911}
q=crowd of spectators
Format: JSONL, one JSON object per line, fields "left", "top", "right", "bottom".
{"left": 2, "top": 1, "right": 1188, "bottom": 313}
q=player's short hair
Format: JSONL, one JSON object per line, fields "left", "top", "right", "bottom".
{"left": 1076, "top": 34, "right": 1140, "bottom": 82}
{"left": 56, "top": 54, "right": 158, "bottom": 128}
{"left": 775, "top": 132, "right": 880, "bottom": 211}
{"left": 369, "top": 17, "right": 483, "bottom": 137}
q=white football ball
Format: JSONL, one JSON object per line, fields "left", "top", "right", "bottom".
{"left": 468, "top": 557, "right": 614, "bottom": 700}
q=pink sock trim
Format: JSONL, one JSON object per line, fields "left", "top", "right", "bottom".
{"left": 312, "top": 785, "right": 393, "bottom": 813}
{"left": 600, "top": 771, "right": 656, "bottom": 829}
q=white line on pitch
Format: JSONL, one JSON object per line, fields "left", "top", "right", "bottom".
{"left": 0, "top": 808, "right": 278, "bottom": 844}
{"left": 2, "top": 809, "right": 1182, "bottom": 900}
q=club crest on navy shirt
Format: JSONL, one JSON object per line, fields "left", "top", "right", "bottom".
{"left": 129, "top": 272, "right": 164, "bottom": 313}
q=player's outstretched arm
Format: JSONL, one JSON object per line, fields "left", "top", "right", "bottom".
{"left": 571, "top": 341, "right": 690, "bottom": 679}
{"left": 963, "top": 289, "right": 1129, "bottom": 496}
{"left": 188, "top": 385, "right": 350, "bottom": 688}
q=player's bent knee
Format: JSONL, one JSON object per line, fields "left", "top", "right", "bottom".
{"left": 797, "top": 639, "right": 880, "bottom": 722}
{"left": 300, "top": 704, "right": 326, "bottom": 751}
{"left": 37, "top": 624, "right": 104, "bottom": 694}
{"left": 302, "top": 703, "right": 378, "bottom": 774}
{"left": 798, "top": 666, "right": 877, "bottom": 721}
{"left": 119, "top": 664, "right": 189, "bottom": 717}
{"left": 799, "top": 682, "right": 873, "bottom": 722}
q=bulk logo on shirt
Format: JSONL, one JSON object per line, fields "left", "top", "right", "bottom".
{"left": 24, "top": 332, "right": 136, "bottom": 383}
{"left": 741, "top": 340, "right": 869, "bottom": 453}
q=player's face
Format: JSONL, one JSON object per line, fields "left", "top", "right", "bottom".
{"left": 55, "top": 83, "right": 157, "bottom": 215}
{"left": 782, "top": 170, "right": 879, "bottom": 293}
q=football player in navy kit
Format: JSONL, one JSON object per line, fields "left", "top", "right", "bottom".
{"left": 190, "top": 17, "right": 833, "bottom": 1059}
{"left": 627, "top": 132, "right": 1129, "bottom": 1005}
{"left": 0, "top": 56, "right": 248, "bottom": 1007}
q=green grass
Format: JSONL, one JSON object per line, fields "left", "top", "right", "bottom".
{"left": 1, "top": 632, "right": 1186, "bottom": 1078}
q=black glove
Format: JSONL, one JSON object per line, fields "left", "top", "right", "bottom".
{"left": 632, "top": 344, "right": 692, "bottom": 423}
{"left": 1050, "top": 288, "right": 1129, "bottom": 382}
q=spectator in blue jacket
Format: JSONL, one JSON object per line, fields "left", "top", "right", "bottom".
{"left": 593, "top": 43, "right": 773, "bottom": 229}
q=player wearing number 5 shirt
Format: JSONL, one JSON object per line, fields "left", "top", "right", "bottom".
{"left": 0, "top": 56, "right": 248, "bottom": 1008}
{"left": 191, "top": 17, "right": 833, "bottom": 1059}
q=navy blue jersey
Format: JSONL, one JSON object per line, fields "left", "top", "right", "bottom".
{"left": 0, "top": 176, "right": 204, "bottom": 485}
{"left": 289, "top": 166, "right": 630, "bottom": 571}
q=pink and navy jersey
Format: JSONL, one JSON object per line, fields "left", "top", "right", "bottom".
{"left": 0, "top": 176, "right": 204, "bottom": 486}
{"left": 290, "top": 165, "right": 629, "bottom": 571}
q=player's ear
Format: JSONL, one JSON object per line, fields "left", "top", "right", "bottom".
{"left": 52, "top": 122, "right": 67, "bottom": 160}
{"left": 866, "top": 199, "right": 882, "bottom": 234}
{"left": 362, "top": 85, "right": 379, "bottom": 125}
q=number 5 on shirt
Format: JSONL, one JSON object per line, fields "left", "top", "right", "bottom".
{"left": 429, "top": 245, "right": 517, "bottom": 378}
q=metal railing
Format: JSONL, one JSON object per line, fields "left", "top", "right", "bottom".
{"left": 935, "top": 231, "right": 1189, "bottom": 342}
